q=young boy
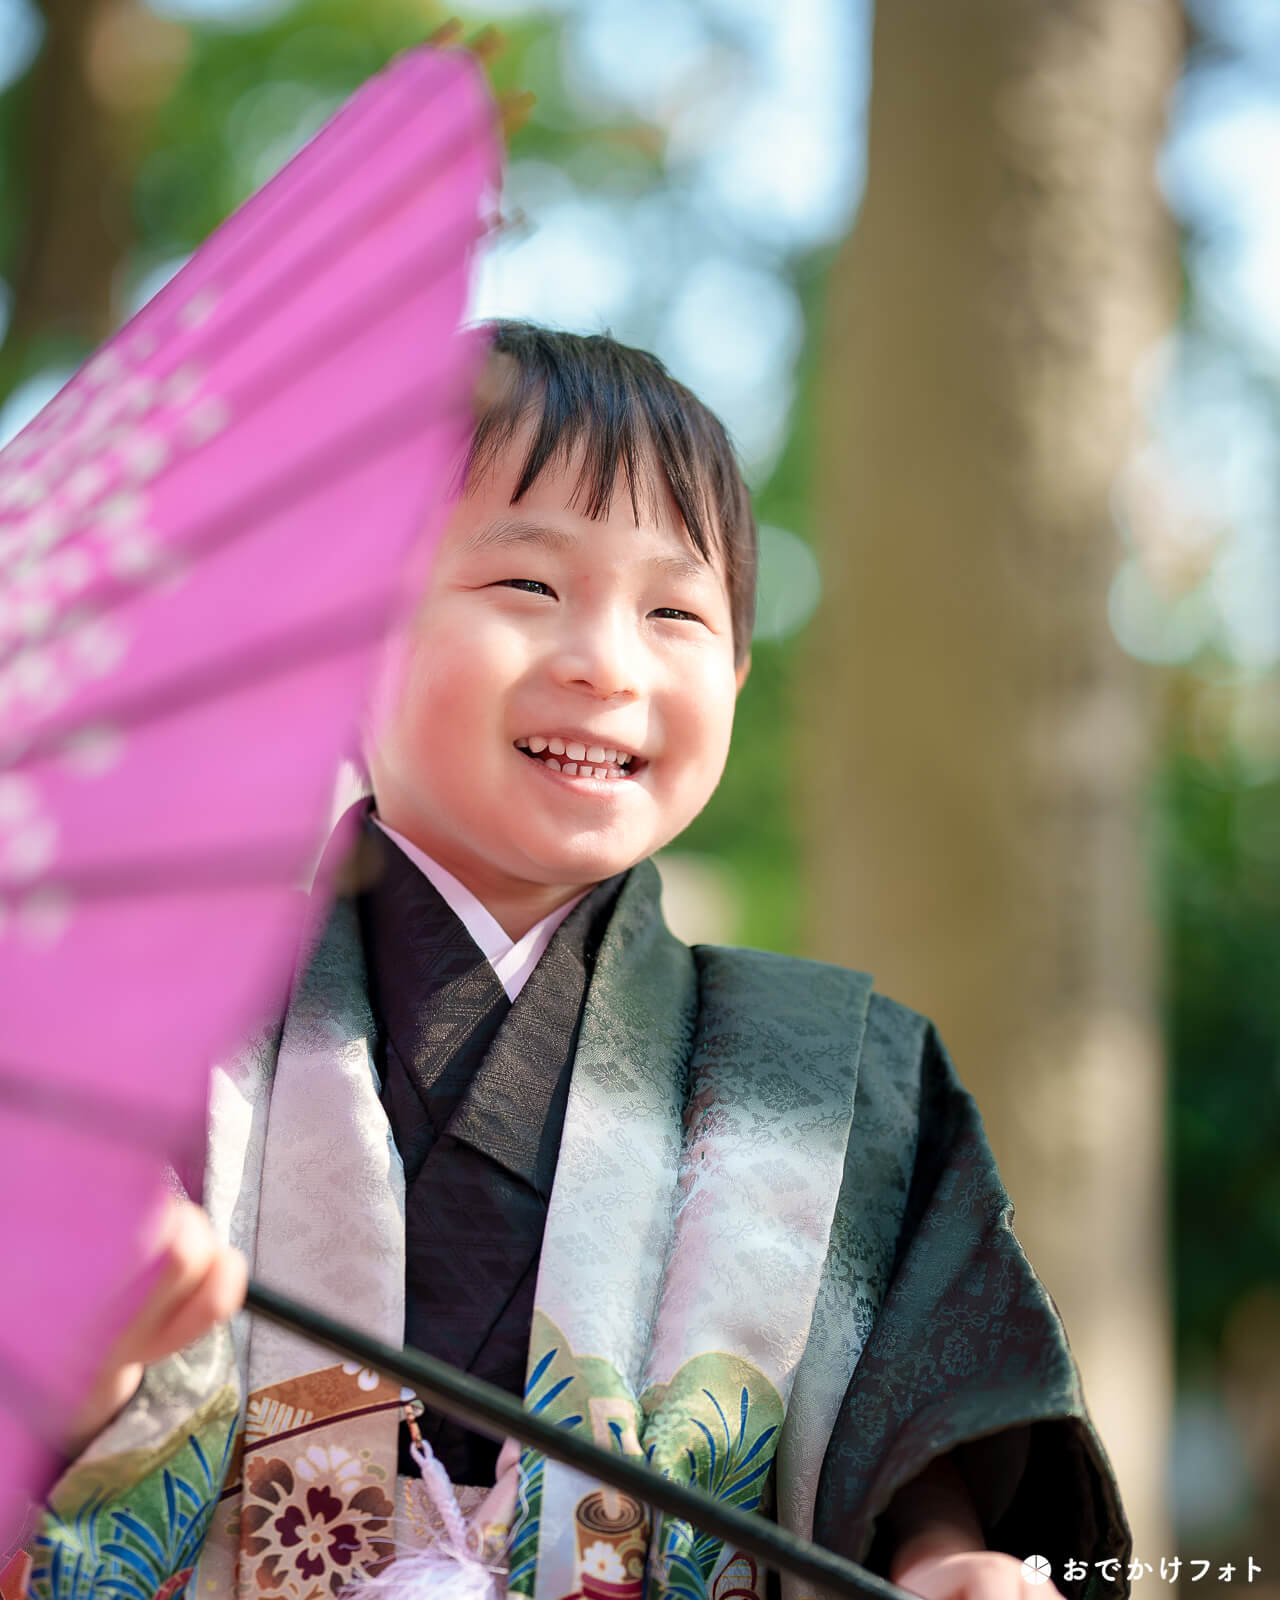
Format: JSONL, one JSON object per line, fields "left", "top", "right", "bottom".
{"left": 24, "top": 324, "right": 1131, "bottom": 1600}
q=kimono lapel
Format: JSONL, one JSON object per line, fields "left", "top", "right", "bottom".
{"left": 507, "top": 857, "right": 696, "bottom": 1600}
{"left": 445, "top": 869, "right": 628, "bottom": 1198}
{"left": 386, "top": 861, "right": 627, "bottom": 1481}
{"left": 196, "top": 855, "right": 411, "bottom": 1600}
{"left": 358, "top": 816, "right": 512, "bottom": 1187}
{"left": 641, "top": 944, "right": 872, "bottom": 1600}
{"left": 514, "top": 863, "right": 873, "bottom": 1600}
{"left": 524, "top": 857, "right": 698, "bottom": 1386}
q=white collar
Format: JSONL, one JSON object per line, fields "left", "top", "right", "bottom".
{"left": 370, "top": 814, "right": 589, "bottom": 1001}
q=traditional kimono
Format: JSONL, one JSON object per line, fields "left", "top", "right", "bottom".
{"left": 13, "top": 803, "right": 1132, "bottom": 1600}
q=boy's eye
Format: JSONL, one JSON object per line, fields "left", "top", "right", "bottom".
{"left": 491, "top": 582, "right": 701, "bottom": 623}
{"left": 496, "top": 578, "right": 554, "bottom": 596}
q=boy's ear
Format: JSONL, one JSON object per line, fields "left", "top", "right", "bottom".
{"left": 735, "top": 652, "right": 751, "bottom": 693}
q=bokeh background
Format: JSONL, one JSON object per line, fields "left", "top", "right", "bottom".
{"left": 1, "top": 0, "right": 1277, "bottom": 1593}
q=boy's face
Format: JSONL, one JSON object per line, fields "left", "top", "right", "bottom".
{"left": 365, "top": 434, "right": 749, "bottom": 909}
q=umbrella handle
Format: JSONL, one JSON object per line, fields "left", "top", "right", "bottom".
{"left": 244, "top": 1278, "right": 917, "bottom": 1600}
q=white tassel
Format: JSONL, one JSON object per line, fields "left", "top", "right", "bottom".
{"left": 339, "top": 1548, "right": 503, "bottom": 1600}
{"left": 339, "top": 1439, "right": 505, "bottom": 1600}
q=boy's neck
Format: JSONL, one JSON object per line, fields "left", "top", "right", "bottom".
{"left": 370, "top": 804, "right": 597, "bottom": 943}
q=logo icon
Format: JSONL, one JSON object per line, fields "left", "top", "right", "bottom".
{"left": 1022, "top": 1555, "right": 1053, "bottom": 1586}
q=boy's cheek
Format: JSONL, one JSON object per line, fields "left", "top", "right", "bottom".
{"left": 363, "top": 628, "right": 416, "bottom": 746}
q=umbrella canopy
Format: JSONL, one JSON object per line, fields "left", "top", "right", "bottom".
{"left": 0, "top": 48, "right": 920, "bottom": 1600}
{"left": 0, "top": 41, "right": 498, "bottom": 1541}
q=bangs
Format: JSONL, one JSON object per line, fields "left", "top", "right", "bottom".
{"left": 464, "top": 322, "right": 757, "bottom": 657}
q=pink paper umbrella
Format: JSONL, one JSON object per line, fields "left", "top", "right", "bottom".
{"left": 0, "top": 42, "right": 499, "bottom": 1546}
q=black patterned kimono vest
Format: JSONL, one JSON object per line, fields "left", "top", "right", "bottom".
{"left": 352, "top": 812, "right": 626, "bottom": 1486}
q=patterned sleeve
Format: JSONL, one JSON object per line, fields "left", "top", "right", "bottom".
{"left": 14, "top": 1326, "right": 239, "bottom": 1600}
{"left": 813, "top": 1006, "right": 1133, "bottom": 1600}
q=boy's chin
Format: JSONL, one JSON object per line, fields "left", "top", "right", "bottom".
{"left": 518, "top": 839, "right": 649, "bottom": 888}
{"left": 530, "top": 855, "right": 640, "bottom": 888}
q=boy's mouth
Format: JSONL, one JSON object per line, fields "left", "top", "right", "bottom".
{"left": 514, "top": 735, "right": 642, "bottom": 781}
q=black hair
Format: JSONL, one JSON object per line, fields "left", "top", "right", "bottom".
{"left": 465, "top": 321, "right": 757, "bottom": 663}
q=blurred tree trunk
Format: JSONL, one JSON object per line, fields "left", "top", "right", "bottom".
{"left": 799, "top": 0, "right": 1181, "bottom": 1566}
{"left": 10, "top": 0, "right": 131, "bottom": 351}
{"left": 2, "top": 0, "right": 187, "bottom": 397}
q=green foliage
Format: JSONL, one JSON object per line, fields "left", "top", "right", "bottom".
{"left": 679, "top": 252, "right": 834, "bottom": 953}
{"left": 129, "top": 0, "right": 657, "bottom": 272}
{"left": 0, "top": 64, "right": 36, "bottom": 281}
{"left": 1156, "top": 735, "right": 1280, "bottom": 1373}
{"left": 136, "top": 1, "right": 471, "bottom": 256}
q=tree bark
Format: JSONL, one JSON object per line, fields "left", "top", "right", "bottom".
{"left": 3, "top": 0, "right": 186, "bottom": 395}
{"left": 9, "top": 0, "right": 132, "bottom": 352}
{"left": 799, "top": 0, "right": 1182, "bottom": 1567}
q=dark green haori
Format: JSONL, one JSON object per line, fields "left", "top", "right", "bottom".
{"left": 25, "top": 819, "right": 1131, "bottom": 1600}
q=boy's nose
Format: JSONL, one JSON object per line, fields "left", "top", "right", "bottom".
{"left": 553, "top": 617, "right": 641, "bottom": 701}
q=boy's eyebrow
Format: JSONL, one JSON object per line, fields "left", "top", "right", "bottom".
{"left": 460, "top": 517, "right": 575, "bottom": 557}
{"left": 460, "top": 516, "right": 713, "bottom": 583}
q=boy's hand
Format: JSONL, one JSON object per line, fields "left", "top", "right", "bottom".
{"left": 893, "top": 1548, "right": 1066, "bottom": 1600}
{"left": 883, "top": 1451, "right": 1066, "bottom": 1600}
{"left": 64, "top": 1197, "right": 247, "bottom": 1459}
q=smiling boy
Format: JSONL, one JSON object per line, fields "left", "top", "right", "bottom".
{"left": 26, "top": 324, "right": 1131, "bottom": 1600}
{"left": 366, "top": 364, "right": 749, "bottom": 943}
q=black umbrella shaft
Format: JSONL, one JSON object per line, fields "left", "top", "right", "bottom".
{"left": 245, "top": 1278, "right": 912, "bottom": 1600}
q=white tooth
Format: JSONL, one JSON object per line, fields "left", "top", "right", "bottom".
{"left": 593, "top": 766, "right": 609, "bottom": 779}
{"left": 548, "top": 737, "right": 565, "bottom": 756}
{"left": 529, "top": 736, "right": 548, "bottom": 752}
{"left": 566, "top": 741, "right": 586, "bottom": 762}
{"left": 563, "top": 762, "right": 579, "bottom": 775}
{"left": 606, "top": 768, "right": 620, "bottom": 780}
{"left": 603, "top": 748, "right": 617, "bottom": 764}
{"left": 546, "top": 758, "right": 561, "bottom": 772}
{"left": 586, "top": 745, "right": 605, "bottom": 763}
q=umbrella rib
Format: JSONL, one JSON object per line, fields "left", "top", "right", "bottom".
{"left": 245, "top": 1278, "right": 912, "bottom": 1600}
{"left": 178, "top": 106, "right": 491, "bottom": 373}
{"left": 6, "top": 583, "right": 395, "bottom": 771}
{"left": 1, "top": 78, "right": 492, "bottom": 669}
{"left": 0, "top": 837, "right": 312, "bottom": 895}
{"left": 0, "top": 1062, "right": 183, "bottom": 1155}
{"left": 0, "top": 351, "right": 473, "bottom": 692}
{"left": 0, "top": 215, "right": 480, "bottom": 643}
{"left": 0, "top": 1347, "right": 67, "bottom": 1459}
{"left": 0, "top": 54, "right": 462, "bottom": 465}
{"left": 0, "top": 367, "right": 467, "bottom": 757}
{"left": 223, "top": 201, "right": 483, "bottom": 423}
{"left": 128, "top": 56, "right": 438, "bottom": 333}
